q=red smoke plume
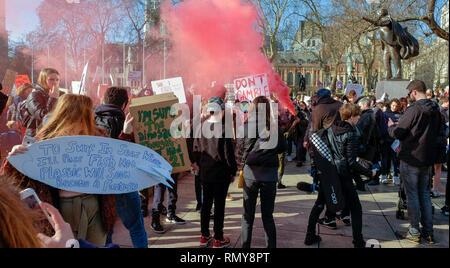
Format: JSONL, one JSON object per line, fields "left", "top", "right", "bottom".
{"left": 160, "top": 0, "right": 295, "bottom": 114}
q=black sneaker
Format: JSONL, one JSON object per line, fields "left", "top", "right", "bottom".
{"left": 317, "top": 218, "right": 337, "bottom": 230}
{"left": 277, "top": 183, "right": 287, "bottom": 189}
{"left": 166, "top": 215, "right": 186, "bottom": 225}
{"left": 304, "top": 233, "right": 322, "bottom": 246}
{"left": 159, "top": 205, "right": 168, "bottom": 216}
{"left": 196, "top": 204, "right": 202, "bottom": 213}
{"left": 353, "top": 240, "right": 366, "bottom": 248}
{"left": 151, "top": 218, "right": 165, "bottom": 234}
{"left": 368, "top": 179, "right": 380, "bottom": 186}
{"left": 441, "top": 205, "right": 449, "bottom": 216}
{"left": 421, "top": 233, "right": 435, "bottom": 245}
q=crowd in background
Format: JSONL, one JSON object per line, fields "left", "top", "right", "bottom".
{"left": 0, "top": 67, "right": 448, "bottom": 248}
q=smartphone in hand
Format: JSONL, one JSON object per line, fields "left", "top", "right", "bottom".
{"left": 20, "top": 188, "right": 55, "bottom": 231}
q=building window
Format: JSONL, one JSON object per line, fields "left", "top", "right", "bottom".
{"left": 306, "top": 73, "right": 312, "bottom": 86}
{"left": 288, "top": 72, "right": 294, "bottom": 86}
{"left": 307, "top": 40, "right": 311, "bottom": 47}
{"left": 312, "top": 40, "right": 316, "bottom": 47}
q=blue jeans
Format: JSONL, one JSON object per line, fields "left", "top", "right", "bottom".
{"left": 106, "top": 192, "right": 148, "bottom": 248}
{"left": 400, "top": 161, "right": 434, "bottom": 235}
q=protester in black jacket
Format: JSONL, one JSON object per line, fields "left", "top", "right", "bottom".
{"left": 194, "top": 97, "right": 237, "bottom": 248}
{"left": 236, "top": 96, "right": 287, "bottom": 249}
{"left": 388, "top": 80, "right": 445, "bottom": 244}
{"left": 24, "top": 69, "right": 60, "bottom": 137}
{"left": 305, "top": 103, "right": 377, "bottom": 248}
{"left": 94, "top": 87, "right": 148, "bottom": 248}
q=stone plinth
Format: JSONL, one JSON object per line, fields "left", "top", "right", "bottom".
{"left": 375, "top": 80, "right": 412, "bottom": 100}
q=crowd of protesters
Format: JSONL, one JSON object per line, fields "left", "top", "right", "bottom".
{"left": 0, "top": 67, "right": 448, "bottom": 248}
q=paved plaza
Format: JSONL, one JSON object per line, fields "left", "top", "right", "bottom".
{"left": 112, "top": 160, "right": 449, "bottom": 248}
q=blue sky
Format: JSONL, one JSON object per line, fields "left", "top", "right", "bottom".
{"left": 5, "top": 0, "right": 43, "bottom": 41}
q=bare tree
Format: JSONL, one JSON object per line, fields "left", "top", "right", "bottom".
{"left": 256, "top": 0, "right": 299, "bottom": 62}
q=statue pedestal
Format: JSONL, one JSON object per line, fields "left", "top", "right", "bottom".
{"left": 375, "top": 80, "right": 411, "bottom": 100}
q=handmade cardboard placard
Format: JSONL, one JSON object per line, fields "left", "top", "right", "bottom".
{"left": 129, "top": 92, "right": 191, "bottom": 174}
{"left": 151, "top": 77, "right": 187, "bottom": 104}
{"left": 1, "top": 69, "right": 18, "bottom": 95}
{"left": 7, "top": 136, "right": 174, "bottom": 194}
{"left": 234, "top": 74, "right": 270, "bottom": 102}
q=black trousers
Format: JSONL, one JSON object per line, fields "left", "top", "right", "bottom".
{"left": 201, "top": 181, "right": 230, "bottom": 241}
{"left": 307, "top": 176, "right": 363, "bottom": 243}
{"left": 152, "top": 173, "right": 179, "bottom": 216}
{"left": 195, "top": 175, "right": 202, "bottom": 207}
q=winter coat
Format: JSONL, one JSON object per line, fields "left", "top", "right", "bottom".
{"left": 94, "top": 104, "right": 126, "bottom": 139}
{"left": 24, "top": 85, "right": 58, "bottom": 137}
{"left": 389, "top": 99, "right": 446, "bottom": 167}
{"left": 311, "top": 96, "right": 342, "bottom": 132}
{"left": 328, "top": 121, "right": 373, "bottom": 179}
{"left": 356, "top": 109, "right": 379, "bottom": 162}
{"left": 236, "top": 119, "right": 287, "bottom": 182}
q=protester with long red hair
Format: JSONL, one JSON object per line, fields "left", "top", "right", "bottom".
{"left": 2, "top": 94, "right": 116, "bottom": 247}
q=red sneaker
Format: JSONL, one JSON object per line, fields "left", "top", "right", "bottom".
{"left": 213, "top": 237, "right": 231, "bottom": 248}
{"left": 200, "top": 235, "right": 213, "bottom": 248}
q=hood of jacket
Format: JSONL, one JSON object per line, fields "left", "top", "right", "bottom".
{"left": 331, "top": 120, "right": 354, "bottom": 136}
{"left": 411, "top": 99, "right": 440, "bottom": 117}
{"left": 94, "top": 104, "right": 125, "bottom": 119}
{"left": 318, "top": 95, "right": 337, "bottom": 105}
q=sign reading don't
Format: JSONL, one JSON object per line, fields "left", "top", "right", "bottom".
{"left": 7, "top": 136, "right": 174, "bottom": 194}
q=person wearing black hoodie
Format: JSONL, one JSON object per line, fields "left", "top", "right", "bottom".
{"left": 95, "top": 87, "right": 148, "bottom": 248}
{"left": 388, "top": 80, "right": 446, "bottom": 245}
{"left": 305, "top": 103, "right": 377, "bottom": 248}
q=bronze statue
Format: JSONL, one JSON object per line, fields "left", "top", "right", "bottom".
{"left": 364, "top": 9, "right": 419, "bottom": 80}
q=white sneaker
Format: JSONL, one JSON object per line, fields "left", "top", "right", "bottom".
{"left": 381, "top": 175, "right": 389, "bottom": 184}
{"left": 394, "top": 176, "right": 400, "bottom": 186}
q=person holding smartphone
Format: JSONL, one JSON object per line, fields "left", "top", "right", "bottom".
{"left": 0, "top": 178, "right": 118, "bottom": 248}
{"left": 4, "top": 94, "right": 117, "bottom": 247}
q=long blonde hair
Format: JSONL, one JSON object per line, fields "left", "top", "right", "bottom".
{"left": 37, "top": 94, "right": 102, "bottom": 140}
{"left": 37, "top": 68, "right": 59, "bottom": 91}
